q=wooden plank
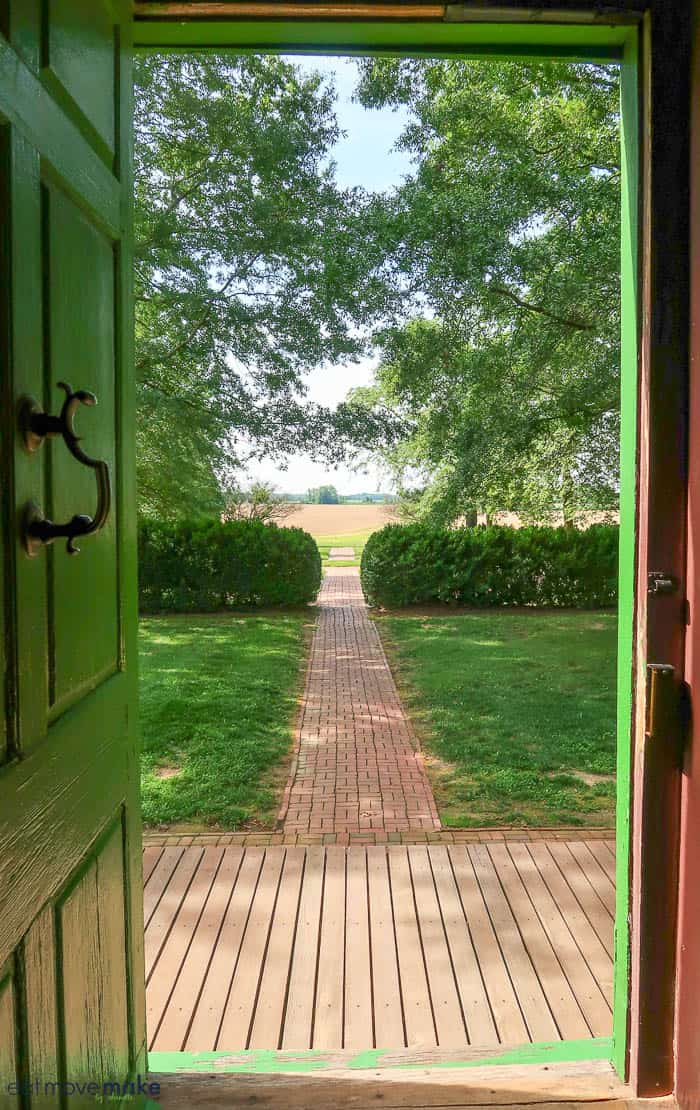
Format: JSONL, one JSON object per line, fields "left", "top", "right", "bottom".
{"left": 557, "top": 842, "right": 615, "bottom": 924}
{"left": 185, "top": 848, "right": 265, "bottom": 1051}
{"left": 344, "top": 847, "right": 373, "bottom": 1050}
{"left": 387, "top": 847, "right": 436, "bottom": 1047}
{"left": 0, "top": 973, "right": 18, "bottom": 1106}
{"left": 282, "top": 846, "right": 325, "bottom": 1049}
{"left": 428, "top": 846, "right": 497, "bottom": 1046}
{"left": 367, "top": 846, "right": 404, "bottom": 1049}
{"left": 487, "top": 844, "right": 589, "bottom": 1042}
{"left": 143, "top": 841, "right": 617, "bottom": 1057}
{"left": 144, "top": 847, "right": 187, "bottom": 928}
{"left": 154, "top": 846, "right": 244, "bottom": 1051}
{"left": 507, "top": 844, "right": 610, "bottom": 1036}
{"left": 408, "top": 847, "right": 466, "bottom": 1049}
{"left": 468, "top": 844, "right": 558, "bottom": 1044}
{"left": 23, "top": 906, "right": 59, "bottom": 1104}
{"left": 149, "top": 1057, "right": 636, "bottom": 1109}
{"left": 447, "top": 845, "right": 527, "bottom": 1045}
{"left": 313, "top": 846, "right": 347, "bottom": 1050}
{"left": 250, "top": 847, "right": 306, "bottom": 1050}
{"left": 527, "top": 843, "right": 613, "bottom": 1001}
{"left": 143, "top": 845, "right": 164, "bottom": 886}
{"left": 588, "top": 840, "right": 617, "bottom": 884}
{"left": 565, "top": 842, "right": 616, "bottom": 914}
{"left": 217, "top": 849, "right": 286, "bottom": 1049}
{"left": 148, "top": 848, "right": 224, "bottom": 1043}
{"left": 145, "top": 848, "right": 204, "bottom": 980}
{"left": 134, "top": 3, "right": 446, "bottom": 18}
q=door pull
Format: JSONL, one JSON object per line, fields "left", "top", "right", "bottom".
{"left": 646, "top": 663, "right": 689, "bottom": 769}
{"left": 19, "top": 381, "right": 111, "bottom": 556}
{"left": 646, "top": 662, "right": 677, "bottom": 742}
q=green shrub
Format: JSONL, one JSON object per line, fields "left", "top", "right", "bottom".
{"left": 138, "top": 518, "right": 321, "bottom": 612}
{"left": 360, "top": 524, "right": 618, "bottom": 609}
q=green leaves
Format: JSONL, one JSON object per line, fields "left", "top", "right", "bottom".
{"left": 360, "top": 523, "right": 618, "bottom": 610}
{"left": 134, "top": 55, "right": 622, "bottom": 522}
{"left": 138, "top": 518, "right": 322, "bottom": 611}
{"left": 357, "top": 58, "right": 621, "bottom": 523}
{"left": 134, "top": 54, "right": 402, "bottom": 517}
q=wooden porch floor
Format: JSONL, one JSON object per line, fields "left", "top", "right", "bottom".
{"left": 144, "top": 839, "right": 615, "bottom": 1054}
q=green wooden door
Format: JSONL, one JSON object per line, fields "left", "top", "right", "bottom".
{"left": 0, "top": 0, "right": 145, "bottom": 1101}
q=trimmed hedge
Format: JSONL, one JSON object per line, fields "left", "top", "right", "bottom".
{"left": 360, "top": 524, "right": 618, "bottom": 610}
{"left": 138, "top": 518, "right": 321, "bottom": 612}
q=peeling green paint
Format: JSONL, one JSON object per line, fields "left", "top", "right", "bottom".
{"left": 148, "top": 1038, "right": 613, "bottom": 1075}
{"left": 149, "top": 1049, "right": 337, "bottom": 1074}
{"left": 347, "top": 1049, "right": 389, "bottom": 1068}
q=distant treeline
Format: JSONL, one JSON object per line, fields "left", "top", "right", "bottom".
{"left": 280, "top": 485, "right": 397, "bottom": 505}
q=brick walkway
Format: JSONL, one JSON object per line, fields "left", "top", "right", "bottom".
{"left": 279, "top": 570, "right": 441, "bottom": 837}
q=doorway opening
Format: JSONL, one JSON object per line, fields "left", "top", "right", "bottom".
{"left": 134, "top": 19, "right": 639, "bottom": 1082}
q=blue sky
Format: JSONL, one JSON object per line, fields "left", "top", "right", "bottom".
{"left": 247, "top": 56, "right": 413, "bottom": 496}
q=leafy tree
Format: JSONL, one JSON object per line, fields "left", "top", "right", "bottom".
{"left": 318, "top": 484, "right": 340, "bottom": 504}
{"left": 354, "top": 59, "right": 621, "bottom": 525}
{"left": 134, "top": 54, "right": 400, "bottom": 518}
{"left": 222, "top": 481, "right": 299, "bottom": 524}
{"left": 307, "top": 484, "right": 340, "bottom": 504}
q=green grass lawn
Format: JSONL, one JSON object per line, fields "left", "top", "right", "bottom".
{"left": 377, "top": 611, "right": 617, "bottom": 828}
{"left": 316, "top": 530, "right": 373, "bottom": 567}
{"left": 139, "top": 613, "right": 312, "bottom": 828}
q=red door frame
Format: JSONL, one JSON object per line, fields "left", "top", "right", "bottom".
{"left": 675, "top": 3, "right": 700, "bottom": 1108}
{"left": 628, "top": 3, "right": 691, "bottom": 1098}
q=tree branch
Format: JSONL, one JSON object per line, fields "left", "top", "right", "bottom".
{"left": 487, "top": 285, "right": 596, "bottom": 332}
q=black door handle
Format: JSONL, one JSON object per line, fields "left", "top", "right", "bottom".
{"left": 20, "top": 381, "right": 111, "bottom": 556}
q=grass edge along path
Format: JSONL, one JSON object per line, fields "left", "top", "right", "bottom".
{"left": 139, "top": 611, "right": 315, "bottom": 830}
{"left": 315, "top": 529, "right": 373, "bottom": 568}
{"left": 374, "top": 609, "right": 617, "bottom": 828}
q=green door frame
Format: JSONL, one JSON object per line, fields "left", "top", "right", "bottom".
{"left": 134, "top": 13, "right": 641, "bottom": 1084}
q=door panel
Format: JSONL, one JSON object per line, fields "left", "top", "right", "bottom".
{"left": 60, "top": 822, "right": 130, "bottom": 1090}
{"left": 46, "top": 184, "right": 120, "bottom": 709}
{"left": 0, "top": 0, "right": 144, "bottom": 1098}
{"left": 42, "top": 0, "right": 116, "bottom": 158}
{"left": 0, "top": 1, "right": 40, "bottom": 74}
{"left": 24, "top": 907, "right": 60, "bottom": 1095}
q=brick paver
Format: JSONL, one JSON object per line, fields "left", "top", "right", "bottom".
{"left": 279, "top": 570, "right": 441, "bottom": 834}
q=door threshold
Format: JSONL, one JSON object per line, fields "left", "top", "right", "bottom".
{"left": 148, "top": 1058, "right": 670, "bottom": 1108}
